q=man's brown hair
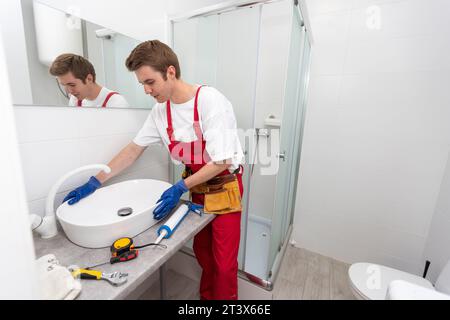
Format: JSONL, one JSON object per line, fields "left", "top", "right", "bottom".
{"left": 49, "top": 53, "right": 96, "bottom": 83}
{"left": 125, "top": 40, "right": 181, "bottom": 80}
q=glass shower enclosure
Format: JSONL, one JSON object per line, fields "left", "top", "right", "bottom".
{"left": 170, "top": 0, "right": 311, "bottom": 289}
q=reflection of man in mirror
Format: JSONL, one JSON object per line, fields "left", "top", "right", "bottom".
{"left": 49, "top": 53, "right": 129, "bottom": 108}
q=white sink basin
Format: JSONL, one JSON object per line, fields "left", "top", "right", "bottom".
{"left": 56, "top": 179, "right": 172, "bottom": 248}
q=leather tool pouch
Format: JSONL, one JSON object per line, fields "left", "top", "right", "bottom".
{"left": 183, "top": 168, "right": 242, "bottom": 214}
{"left": 204, "top": 178, "right": 242, "bottom": 214}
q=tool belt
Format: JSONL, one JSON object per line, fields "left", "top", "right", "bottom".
{"left": 182, "top": 167, "right": 242, "bottom": 214}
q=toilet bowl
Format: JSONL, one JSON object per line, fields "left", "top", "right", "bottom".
{"left": 348, "top": 263, "right": 434, "bottom": 300}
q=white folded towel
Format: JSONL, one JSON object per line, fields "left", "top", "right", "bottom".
{"left": 36, "top": 254, "right": 82, "bottom": 300}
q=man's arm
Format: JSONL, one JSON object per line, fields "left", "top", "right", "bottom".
{"left": 183, "top": 160, "right": 232, "bottom": 189}
{"left": 95, "top": 142, "right": 146, "bottom": 184}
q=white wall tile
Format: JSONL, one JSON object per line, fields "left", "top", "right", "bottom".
{"left": 423, "top": 212, "right": 450, "bottom": 282}
{"left": 434, "top": 155, "right": 450, "bottom": 222}
{"left": 305, "top": 0, "right": 354, "bottom": 16}
{"left": 375, "top": 226, "right": 427, "bottom": 268}
{"left": 133, "top": 144, "right": 169, "bottom": 171}
{"left": 27, "top": 197, "right": 46, "bottom": 217}
{"left": 294, "top": 211, "right": 379, "bottom": 264}
{"left": 298, "top": 74, "right": 450, "bottom": 237}
{"left": 338, "top": 71, "right": 450, "bottom": 114}
{"left": 14, "top": 106, "right": 81, "bottom": 143}
{"left": 14, "top": 105, "right": 150, "bottom": 140}
{"left": 19, "top": 140, "right": 83, "bottom": 200}
{"left": 79, "top": 134, "right": 168, "bottom": 173}
{"left": 78, "top": 134, "right": 134, "bottom": 168}
{"left": 310, "top": 11, "right": 351, "bottom": 46}
{"left": 293, "top": 211, "right": 426, "bottom": 274}
{"left": 349, "top": 0, "right": 450, "bottom": 41}
{"left": 294, "top": 0, "right": 450, "bottom": 274}
{"left": 423, "top": 149, "right": 450, "bottom": 283}
{"left": 344, "top": 35, "right": 450, "bottom": 74}
{"left": 375, "top": 251, "right": 424, "bottom": 275}
{"left": 106, "top": 163, "right": 170, "bottom": 186}
{"left": 351, "top": 0, "right": 406, "bottom": 10}
{"left": 306, "top": 75, "right": 342, "bottom": 111}
{"left": 77, "top": 107, "right": 149, "bottom": 137}
{"left": 308, "top": 11, "right": 351, "bottom": 76}
{"left": 310, "top": 42, "right": 349, "bottom": 76}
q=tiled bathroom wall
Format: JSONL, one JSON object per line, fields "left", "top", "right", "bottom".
{"left": 423, "top": 151, "right": 450, "bottom": 283}
{"left": 14, "top": 106, "right": 169, "bottom": 218}
{"left": 293, "top": 0, "right": 450, "bottom": 274}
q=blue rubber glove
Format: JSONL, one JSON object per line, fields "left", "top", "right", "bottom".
{"left": 153, "top": 180, "right": 189, "bottom": 220}
{"left": 63, "top": 176, "right": 101, "bottom": 205}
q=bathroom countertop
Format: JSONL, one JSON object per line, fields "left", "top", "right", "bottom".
{"left": 33, "top": 211, "right": 215, "bottom": 300}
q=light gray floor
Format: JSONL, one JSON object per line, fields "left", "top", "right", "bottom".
{"left": 138, "top": 245, "right": 354, "bottom": 300}
{"left": 273, "top": 245, "right": 355, "bottom": 300}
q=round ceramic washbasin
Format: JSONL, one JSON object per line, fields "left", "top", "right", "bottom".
{"left": 56, "top": 179, "right": 172, "bottom": 248}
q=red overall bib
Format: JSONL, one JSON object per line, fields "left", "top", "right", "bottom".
{"left": 166, "top": 85, "right": 243, "bottom": 300}
{"left": 77, "top": 91, "right": 118, "bottom": 107}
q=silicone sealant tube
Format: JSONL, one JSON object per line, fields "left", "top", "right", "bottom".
{"left": 155, "top": 204, "right": 190, "bottom": 244}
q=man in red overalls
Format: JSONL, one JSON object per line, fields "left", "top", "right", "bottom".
{"left": 62, "top": 40, "right": 244, "bottom": 300}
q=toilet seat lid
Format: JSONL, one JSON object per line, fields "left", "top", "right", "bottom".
{"left": 348, "top": 263, "right": 433, "bottom": 300}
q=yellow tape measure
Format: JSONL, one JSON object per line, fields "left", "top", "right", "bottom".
{"left": 111, "top": 237, "right": 134, "bottom": 257}
{"left": 84, "top": 237, "right": 167, "bottom": 270}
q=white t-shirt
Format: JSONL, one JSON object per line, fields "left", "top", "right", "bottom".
{"left": 133, "top": 86, "right": 244, "bottom": 172}
{"left": 69, "top": 87, "right": 129, "bottom": 108}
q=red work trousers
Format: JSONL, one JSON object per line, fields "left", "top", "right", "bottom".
{"left": 193, "top": 211, "right": 241, "bottom": 300}
{"left": 192, "top": 173, "right": 243, "bottom": 300}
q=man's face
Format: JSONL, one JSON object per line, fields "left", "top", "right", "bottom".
{"left": 57, "top": 71, "right": 92, "bottom": 100}
{"left": 135, "top": 65, "right": 175, "bottom": 103}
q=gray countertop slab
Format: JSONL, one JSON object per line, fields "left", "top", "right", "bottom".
{"left": 34, "top": 211, "right": 215, "bottom": 300}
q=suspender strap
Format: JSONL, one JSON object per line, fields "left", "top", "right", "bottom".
{"left": 166, "top": 85, "right": 205, "bottom": 142}
{"left": 166, "top": 100, "right": 174, "bottom": 140}
{"left": 193, "top": 86, "right": 204, "bottom": 139}
{"left": 76, "top": 91, "right": 118, "bottom": 108}
{"left": 193, "top": 85, "right": 203, "bottom": 122}
{"left": 102, "top": 92, "right": 118, "bottom": 108}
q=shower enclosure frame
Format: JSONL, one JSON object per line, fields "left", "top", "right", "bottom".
{"left": 167, "top": 0, "right": 313, "bottom": 291}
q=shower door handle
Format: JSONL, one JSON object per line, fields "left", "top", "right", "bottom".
{"left": 277, "top": 151, "right": 286, "bottom": 161}
{"left": 256, "top": 128, "right": 270, "bottom": 137}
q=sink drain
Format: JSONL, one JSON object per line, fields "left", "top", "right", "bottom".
{"left": 117, "top": 207, "right": 133, "bottom": 217}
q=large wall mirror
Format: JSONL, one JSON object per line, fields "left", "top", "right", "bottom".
{"left": 15, "top": 0, "right": 154, "bottom": 109}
